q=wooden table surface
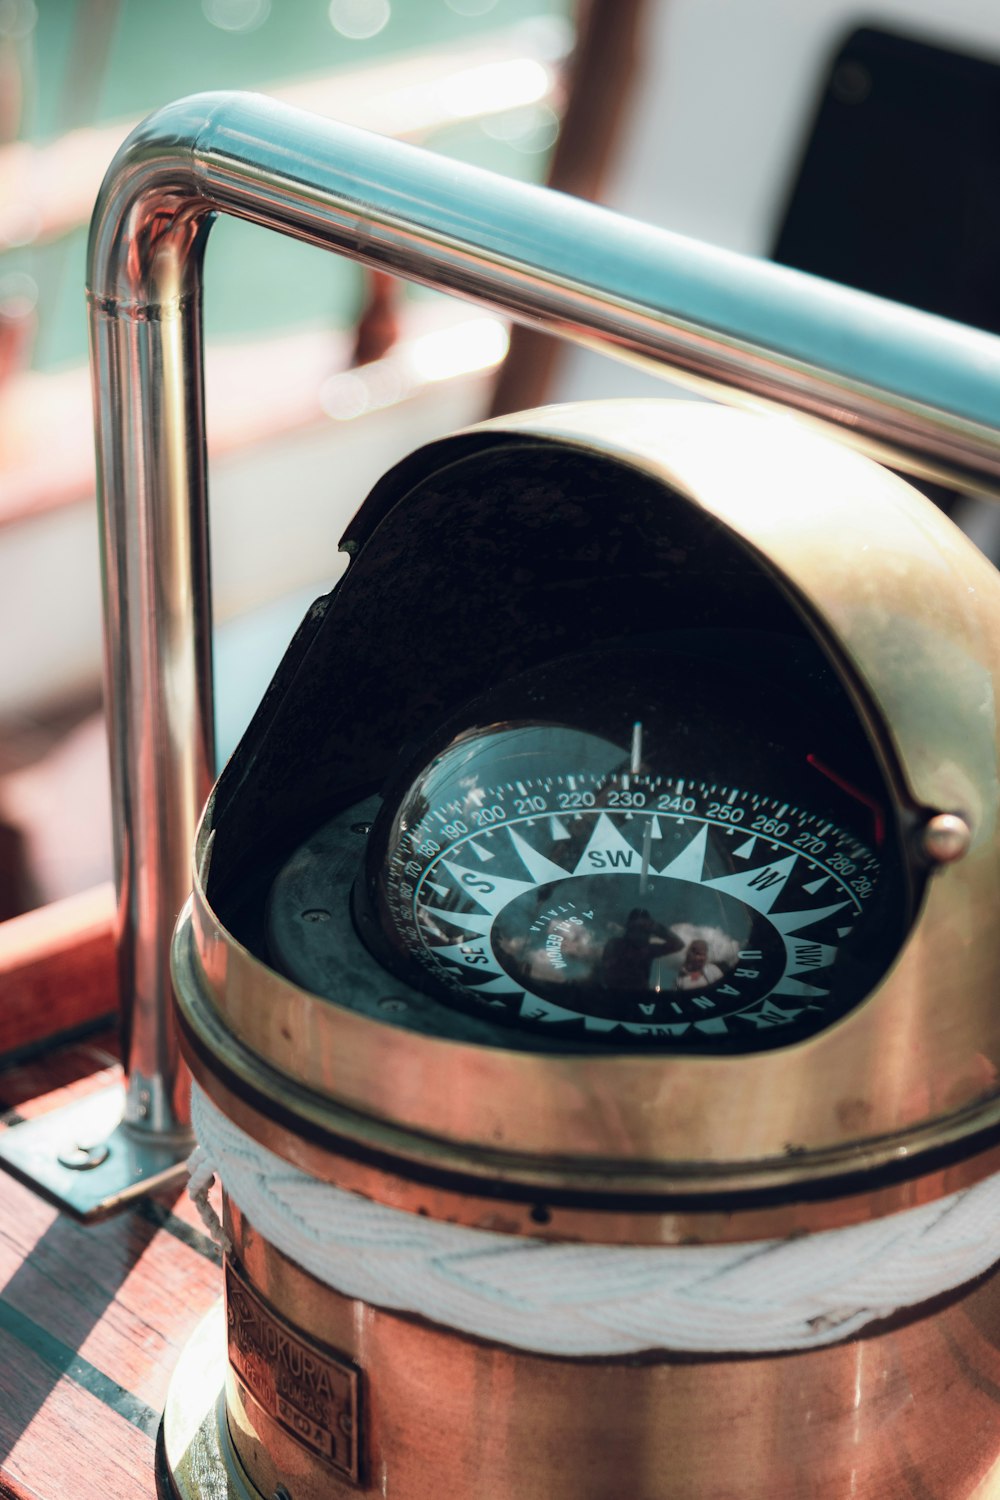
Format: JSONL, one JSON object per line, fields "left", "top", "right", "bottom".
{"left": 0, "top": 1032, "right": 222, "bottom": 1500}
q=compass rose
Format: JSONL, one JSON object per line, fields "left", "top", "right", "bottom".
{"left": 414, "top": 810, "right": 852, "bottom": 1042}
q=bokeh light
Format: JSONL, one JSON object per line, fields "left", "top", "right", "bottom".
{"left": 445, "top": 0, "right": 498, "bottom": 16}
{"left": 202, "top": 0, "right": 271, "bottom": 33}
{"left": 0, "top": 0, "right": 36, "bottom": 41}
{"left": 328, "top": 0, "right": 391, "bottom": 41}
{"left": 0, "top": 270, "right": 37, "bottom": 318}
{"left": 482, "top": 102, "right": 559, "bottom": 154}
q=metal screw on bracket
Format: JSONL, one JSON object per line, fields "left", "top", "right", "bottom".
{"left": 273, "top": 1486, "right": 293, "bottom": 1500}
{"left": 57, "top": 1142, "right": 111, "bottom": 1171}
{"left": 921, "top": 812, "right": 972, "bottom": 865}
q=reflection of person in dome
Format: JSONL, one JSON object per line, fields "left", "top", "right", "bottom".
{"left": 675, "top": 938, "right": 723, "bottom": 992}
{"left": 501, "top": 915, "right": 600, "bottom": 985}
{"left": 598, "top": 908, "right": 683, "bottom": 992}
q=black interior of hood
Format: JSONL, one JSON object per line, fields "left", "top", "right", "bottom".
{"left": 206, "top": 439, "right": 846, "bottom": 945}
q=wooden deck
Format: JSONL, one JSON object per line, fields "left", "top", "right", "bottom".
{"left": 0, "top": 1030, "right": 222, "bottom": 1500}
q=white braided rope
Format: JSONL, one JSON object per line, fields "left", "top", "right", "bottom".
{"left": 189, "top": 1082, "right": 1000, "bottom": 1357}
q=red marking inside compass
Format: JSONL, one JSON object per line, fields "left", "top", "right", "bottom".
{"left": 807, "top": 754, "right": 886, "bottom": 848}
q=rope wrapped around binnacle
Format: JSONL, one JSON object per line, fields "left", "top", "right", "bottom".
{"left": 188, "top": 1082, "right": 1000, "bottom": 1357}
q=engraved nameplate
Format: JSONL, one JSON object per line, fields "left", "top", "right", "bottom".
{"left": 225, "top": 1256, "right": 360, "bottom": 1482}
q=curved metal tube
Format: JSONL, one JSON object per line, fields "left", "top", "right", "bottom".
{"left": 87, "top": 91, "right": 1000, "bottom": 1138}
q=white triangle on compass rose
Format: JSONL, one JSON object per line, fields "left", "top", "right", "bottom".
{"left": 802, "top": 875, "right": 829, "bottom": 895}
{"left": 467, "top": 839, "right": 494, "bottom": 863}
{"left": 508, "top": 827, "right": 572, "bottom": 885}
{"left": 771, "top": 978, "right": 830, "bottom": 999}
{"left": 770, "top": 900, "right": 849, "bottom": 936}
{"left": 703, "top": 854, "right": 797, "bottom": 913}
{"left": 423, "top": 906, "right": 494, "bottom": 936}
{"left": 650, "top": 816, "right": 663, "bottom": 840}
{"left": 549, "top": 816, "right": 571, "bottom": 841}
{"left": 693, "top": 1016, "right": 729, "bottom": 1034}
{"left": 658, "top": 825, "right": 708, "bottom": 882}
{"left": 732, "top": 835, "right": 757, "bottom": 859}
{"left": 572, "top": 813, "right": 639, "bottom": 876}
{"left": 471, "top": 974, "right": 524, "bottom": 996}
{"left": 519, "top": 994, "right": 580, "bottom": 1023}
{"left": 837, "top": 926, "right": 853, "bottom": 938}
{"left": 580, "top": 1015, "right": 619, "bottom": 1032}
{"left": 425, "top": 880, "right": 450, "bottom": 899}
{"left": 441, "top": 860, "right": 535, "bottom": 915}
{"left": 618, "top": 1020, "right": 693, "bottom": 1036}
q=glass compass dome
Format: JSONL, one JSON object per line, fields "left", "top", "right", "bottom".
{"left": 268, "top": 639, "right": 911, "bottom": 1055}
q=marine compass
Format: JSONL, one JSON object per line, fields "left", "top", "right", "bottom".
{"left": 269, "top": 641, "right": 910, "bottom": 1055}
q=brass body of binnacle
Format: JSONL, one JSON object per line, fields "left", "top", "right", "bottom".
{"left": 166, "top": 404, "right": 1000, "bottom": 1497}
{"left": 175, "top": 406, "right": 1000, "bottom": 1207}
{"left": 219, "top": 1197, "right": 1000, "bottom": 1500}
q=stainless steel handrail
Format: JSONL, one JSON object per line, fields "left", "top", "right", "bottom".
{"left": 85, "top": 91, "right": 1000, "bottom": 1156}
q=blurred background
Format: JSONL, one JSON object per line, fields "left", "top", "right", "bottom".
{"left": 1, "top": 0, "right": 999, "bottom": 923}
